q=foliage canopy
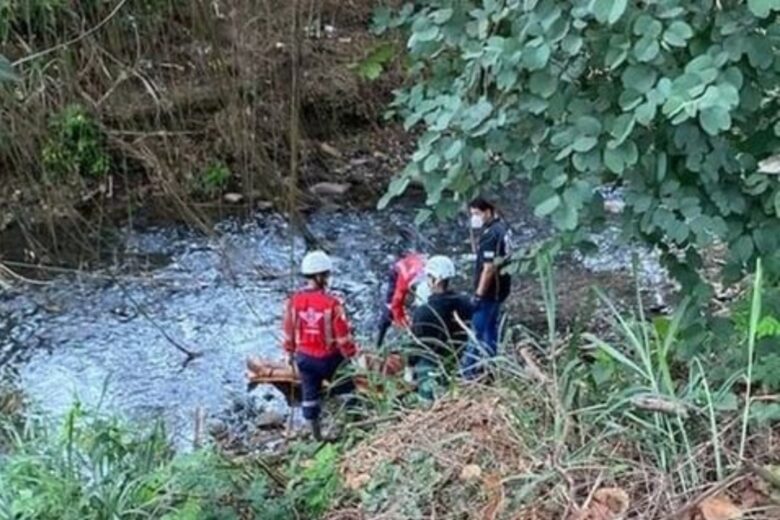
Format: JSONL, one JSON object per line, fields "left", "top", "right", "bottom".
{"left": 377, "top": 0, "right": 780, "bottom": 290}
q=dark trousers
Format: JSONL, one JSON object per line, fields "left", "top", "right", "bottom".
{"left": 460, "top": 299, "right": 501, "bottom": 379}
{"left": 296, "top": 352, "right": 354, "bottom": 421}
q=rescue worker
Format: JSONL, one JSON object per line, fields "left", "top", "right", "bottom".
{"left": 282, "top": 250, "right": 358, "bottom": 441}
{"left": 460, "top": 197, "right": 512, "bottom": 380}
{"left": 409, "top": 255, "right": 474, "bottom": 399}
{"left": 375, "top": 240, "right": 427, "bottom": 349}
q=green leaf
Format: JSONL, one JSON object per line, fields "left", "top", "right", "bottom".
{"left": 635, "top": 101, "right": 657, "bottom": 126}
{"left": 733, "top": 234, "right": 755, "bottom": 263}
{"left": 621, "top": 64, "right": 657, "bottom": 93}
{"left": 414, "top": 24, "right": 440, "bottom": 43}
{"left": 357, "top": 62, "right": 383, "bottom": 80}
{"left": 604, "top": 146, "right": 625, "bottom": 174}
{"left": 748, "top": 0, "right": 775, "bottom": 18}
{"left": 561, "top": 34, "right": 583, "bottom": 56}
{"left": 573, "top": 136, "right": 598, "bottom": 152}
{"left": 462, "top": 99, "right": 493, "bottom": 130}
{"left": 444, "top": 139, "right": 464, "bottom": 160}
{"left": 605, "top": 35, "right": 630, "bottom": 69}
{"left": 529, "top": 71, "right": 557, "bottom": 98}
{"left": 633, "top": 14, "right": 663, "bottom": 38}
{"left": 746, "top": 36, "right": 773, "bottom": 69}
{"left": 371, "top": 6, "right": 392, "bottom": 34}
{"left": 523, "top": 41, "right": 552, "bottom": 71}
{"left": 431, "top": 8, "right": 454, "bottom": 24}
{"left": 378, "top": 176, "right": 410, "bottom": 209}
{"left": 610, "top": 114, "right": 635, "bottom": 146}
{"left": 662, "top": 21, "right": 693, "bottom": 47}
{"left": 634, "top": 36, "right": 660, "bottom": 62}
{"left": 591, "top": 0, "right": 628, "bottom": 25}
{"left": 415, "top": 209, "right": 433, "bottom": 226}
{"left": 774, "top": 191, "right": 780, "bottom": 218}
{"left": 699, "top": 106, "right": 731, "bottom": 136}
{"left": 534, "top": 194, "right": 562, "bottom": 217}
{"left": 423, "top": 153, "right": 441, "bottom": 172}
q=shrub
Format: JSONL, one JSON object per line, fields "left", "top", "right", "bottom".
{"left": 41, "top": 105, "right": 110, "bottom": 180}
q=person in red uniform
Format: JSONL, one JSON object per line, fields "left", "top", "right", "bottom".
{"left": 375, "top": 250, "right": 426, "bottom": 349}
{"left": 282, "top": 250, "right": 358, "bottom": 440}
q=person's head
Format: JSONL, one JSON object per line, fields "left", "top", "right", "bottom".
{"left": 301, "top": 250, "right": 333, "bottom": 289}
{"left": 468, "top": 197, "right": 496, "bottom": 229}
{"left": 424, "top": 255, "right": 456, "bottom": 293}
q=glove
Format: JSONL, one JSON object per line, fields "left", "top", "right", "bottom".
{"left": 352, "top": 353, "right": 368, "bottom": 371}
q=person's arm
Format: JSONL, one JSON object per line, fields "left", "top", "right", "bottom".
{"left": 475, "top": 232, "right": 500, "bottom": 297}
{"left": 389, "top": 271, "right": 410, "bottom": 326}
{"left": 476, "top": 263, "right": 497, "bottom": 298}
{"left": 281, "top": 298, "right": 296, "bottom": 356}
{"left": 332, "top": 301, "right": 358, "bottom": 358}
{"left": 455, "top": 294, "right": 476, "bottom": 321}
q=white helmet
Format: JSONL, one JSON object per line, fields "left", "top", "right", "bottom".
{"left": 425, "top": 255, "right": 456, "bottom": 280}
{"left": 301, "top": 250, "right": 333, "bottom": 275}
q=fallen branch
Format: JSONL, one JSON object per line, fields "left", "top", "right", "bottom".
{"left": 113, "top": 276, "right": 204, "bottom": 365}
{"left": 662, "top": 470, "right": 745, "bottom": 520}
{"left": 743, "top": 459, "right": 780, "bottom": 490}
{"left": 345, "top": 413, "right": 402, "bottom": 431}
{"left": 630, "top": 393, "right": 692, "bottom": 418}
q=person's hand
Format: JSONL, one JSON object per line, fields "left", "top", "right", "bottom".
{"left": 352, "top": 353, "right": 368, "bottom": 371}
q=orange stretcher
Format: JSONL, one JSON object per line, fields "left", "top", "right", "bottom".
{"left": 245, "top": 353, "right": 409, "bottom": 405}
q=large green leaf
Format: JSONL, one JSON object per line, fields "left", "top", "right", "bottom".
{"left": 529, "top": 71, "right": 558, "bottom": 98}
{"left": 699, "top": 106, "right": 732, "bottom": 136}
{"left": 534, "top": 193, "right": 562, "bottom": 217}
{"left": 662, "top": 21, "right": 693, "bottom": 47}
{"left": 634, "top": 36, "right": 660, "bottom": 62}
{"left": 591, "top": 0, "right": 628, "bottom": 25}
{"left": 523, "top": 40, "right": 552, "bottom": 70}
{"left": 748, "top": 0, "right": 777, "bottom": 18}
{"left": 621, "top": 64, "right": 657, "bottom": 93}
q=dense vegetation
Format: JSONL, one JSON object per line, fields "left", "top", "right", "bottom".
{"left": 378, "top": 0, "right": 780, "bottom": 294}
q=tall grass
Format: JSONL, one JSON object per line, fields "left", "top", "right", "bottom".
{"left": 0, "top": 401, "right": 341, "bottom": 520}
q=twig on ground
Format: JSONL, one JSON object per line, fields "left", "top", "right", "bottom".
{"left": 661, "top": 470, "right": 745, "bottom": 520}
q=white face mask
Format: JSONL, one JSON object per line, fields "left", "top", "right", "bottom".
{"left": 470, "top": 214, "right": 484, "bottom": 229}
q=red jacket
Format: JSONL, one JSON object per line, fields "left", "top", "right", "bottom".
{"left": 282, "top": 288, "right": 357, "bottom": 358}
{"left": 389, "top": 253, "right": 426, "bottom": 327}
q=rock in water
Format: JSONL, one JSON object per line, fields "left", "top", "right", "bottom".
{"left": 309, "top": 182, "right": 350, "bottom": 197}
{"left": 223, "top": 192, "right": 244, "bottom": 204}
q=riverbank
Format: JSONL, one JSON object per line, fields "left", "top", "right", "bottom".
{"left": 3, "top": 266, "right": 779, "bottom": 519}
{"left": 0, "top": 0, "right": 408, "bottom": 266}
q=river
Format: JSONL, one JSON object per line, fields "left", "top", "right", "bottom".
{"left": 0, "top": 197, "right": 667, "bottom": 447}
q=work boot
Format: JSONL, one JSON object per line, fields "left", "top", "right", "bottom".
{"left": 310, "top": 418, "right": 323, "bottom": 441}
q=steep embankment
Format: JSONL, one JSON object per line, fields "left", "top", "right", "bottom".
{"left": 0, "top": 0, "right": 408, "bottom": 263}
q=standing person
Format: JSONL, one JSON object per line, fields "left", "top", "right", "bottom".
{"left": 410, "top": 255, "right": 474, "bottom": 399}
{"left": 460, "top": 197, "right": 512, "bottom": 379}
{"left": 375, "top": 228, "right": 427, "bottom": 349}
{"left": 282, "top": 250, "right": 358, "bottom": 441}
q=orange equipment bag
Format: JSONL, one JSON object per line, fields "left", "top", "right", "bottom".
{"left": 245, "top": 353, "right": 408, "bottom": 406}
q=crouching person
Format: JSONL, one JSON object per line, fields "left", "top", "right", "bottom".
{"left": 282, "top": 250, "right": 358, "bottom": 441}
{"left": 409, "top": 255, "right": 474, "bottom": 400}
